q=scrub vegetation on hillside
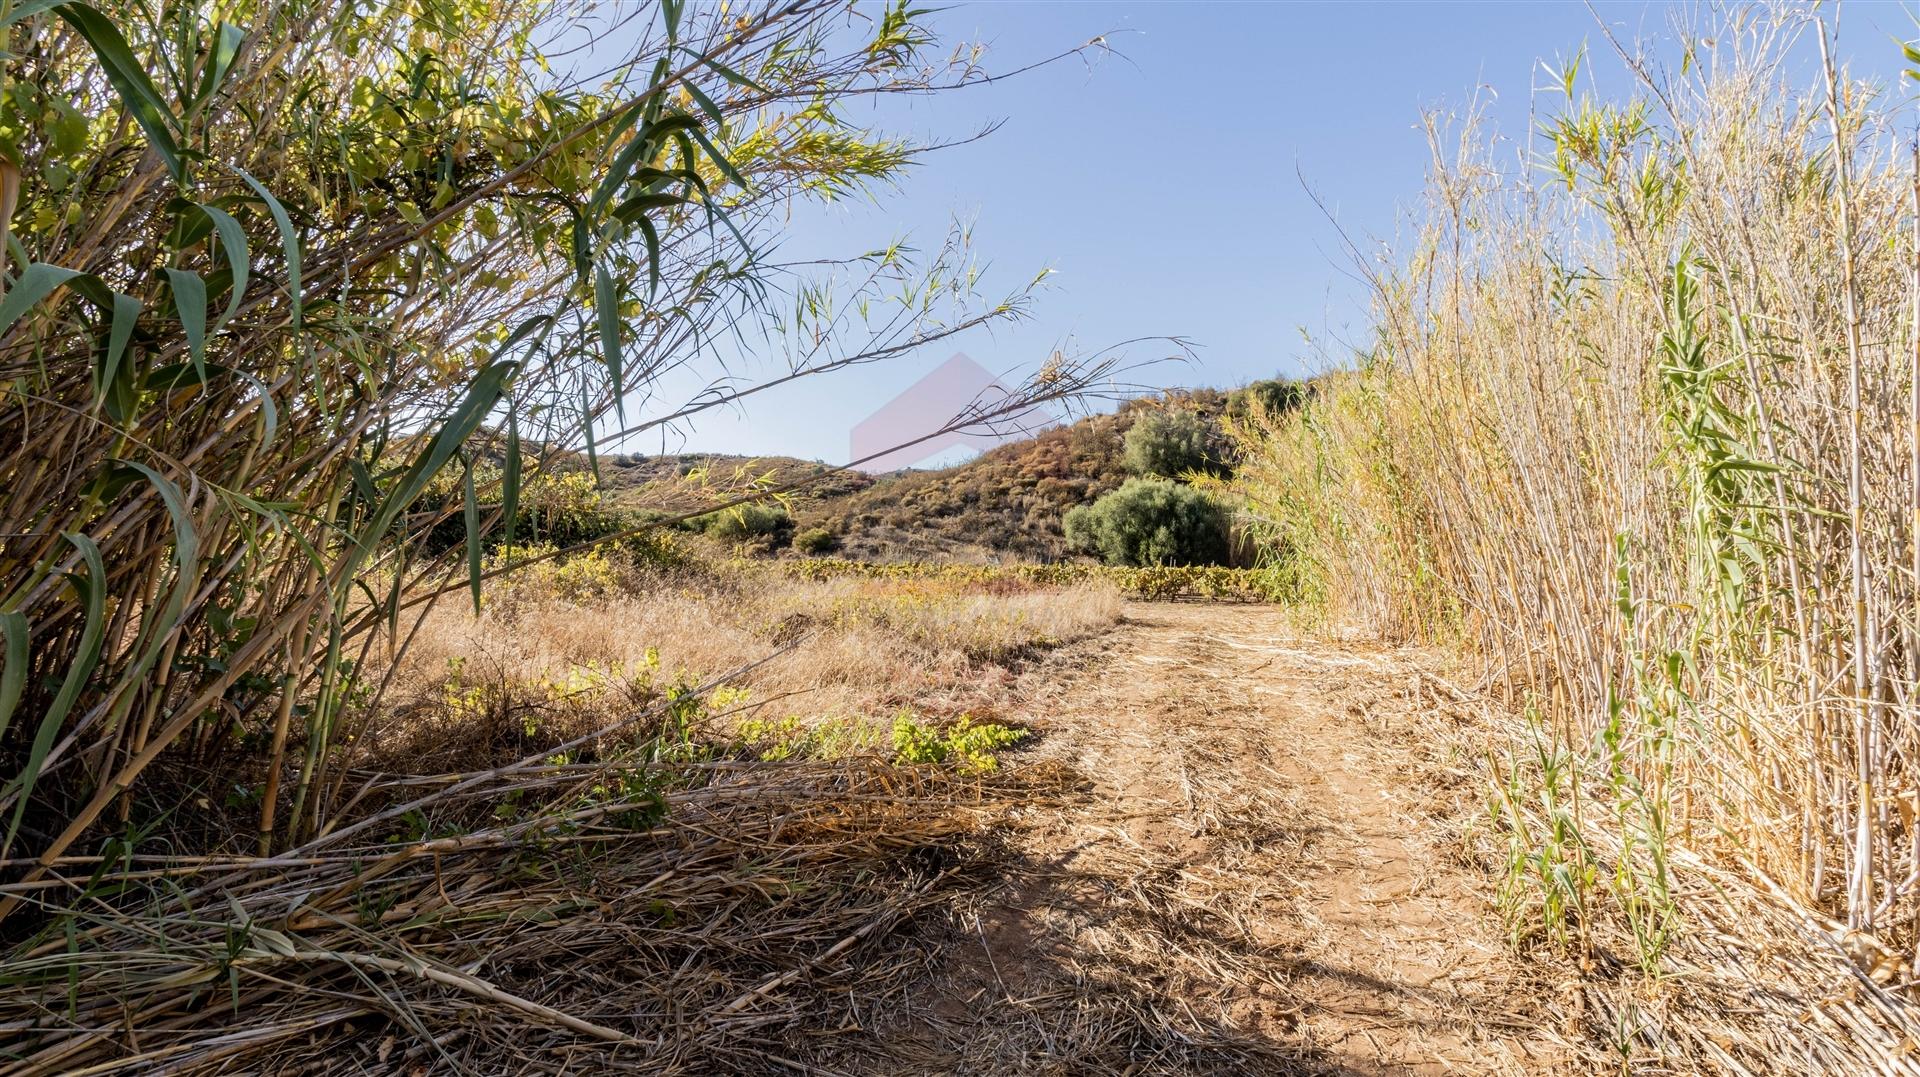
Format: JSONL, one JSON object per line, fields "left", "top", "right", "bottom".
{"left": 599, "top": 381, "right": 1298, "bottom": 564}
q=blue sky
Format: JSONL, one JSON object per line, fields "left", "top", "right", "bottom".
{"left": 622, "top": 1, "right": 1920, "bottom": 465}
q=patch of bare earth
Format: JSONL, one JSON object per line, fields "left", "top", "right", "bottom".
{"left": 869, "top": 602, "right": 1562, "bottom": 1075}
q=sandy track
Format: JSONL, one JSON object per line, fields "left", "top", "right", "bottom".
{"left": 884, "top": 602, "right": 1561, "bottom": 1075}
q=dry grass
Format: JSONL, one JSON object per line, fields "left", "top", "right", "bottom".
{"left": 365, "top": 561, "right": 1123, "bottom": 772}
{"left": 0, "top": 558, "right": 1123, "bottom": 1075}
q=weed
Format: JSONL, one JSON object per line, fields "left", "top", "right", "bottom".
{"left": 1491, "top": 699, "right": 1598, "bottom": 957}
{"left": 892, "top": 713, "right": 1027, "bottom": 773}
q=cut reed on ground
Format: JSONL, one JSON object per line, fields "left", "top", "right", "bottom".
{"left": 0, "top": 549, "right": 1120, "bottom": 1073}
{"left": 1230, "top": 6, "right": 1920, "bottom": 1069}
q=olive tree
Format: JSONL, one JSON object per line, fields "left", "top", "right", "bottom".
{"left": 1064, "top": 477, "right": 1229, "bottom": 566}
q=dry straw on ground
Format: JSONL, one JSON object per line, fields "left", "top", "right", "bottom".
{"left": 0, "top": 569, "right": 1123, "bottom": 1074}
{"left": 2, "top": 757, "right": 1058, "bottom": 1074}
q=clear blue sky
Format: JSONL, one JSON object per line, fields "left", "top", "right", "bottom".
{"left": 621, "top": 1, "right": 1920, "bottom": 466}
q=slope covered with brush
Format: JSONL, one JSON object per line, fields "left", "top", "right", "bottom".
{"left": 803, "top": 382, "right": 1301, "bottom": 561}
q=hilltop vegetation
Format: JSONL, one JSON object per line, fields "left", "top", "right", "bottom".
{"left": 599, "top": 381, "right": 1296, "bottom": 563}
{"left": 601, "top": 400, "right": 1157, "bottom": 561}
{"left": 602, "top": 451, "right": 878, "bottom": 506}
{"left": 795, "top": 405, "right": 1143, "bottom": 560}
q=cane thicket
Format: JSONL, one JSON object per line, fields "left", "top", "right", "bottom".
{"left": 1230, "top": 13, "right": 1920, "bottom": 959}
{"left": 0, "top": 0, "right": 1053, "bottom": 914}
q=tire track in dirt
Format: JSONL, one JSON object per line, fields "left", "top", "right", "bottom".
{"left": 892, "top": 602, "right": 1562, "bottom": 1075}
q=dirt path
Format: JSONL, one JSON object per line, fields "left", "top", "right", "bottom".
{"left": 888, "top": 602, "right": 1562, "bottom": 1075}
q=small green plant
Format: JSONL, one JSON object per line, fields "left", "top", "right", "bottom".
{"left": 1489, "top": 699, "right": 1597, "bottom": 957}
{"left": 738, "top": 714, "right": 884, "bottom": 761}
{"left": 578, "top": 767, "right": 672, "bottom": 831}
{"left": 698, "top": 502, "right": 791, "bottom": 545}
{"left": 738, "top": 715, "right": 811, "bottom": 761}
{"left": 1600, "top": 533, "right": 1680, "bottom": 976}
{"left": 891, "top": 712, "right": 1026, "bottom": 773}
{"left": 793, "top": 526, "right": 838, "bottom": 555}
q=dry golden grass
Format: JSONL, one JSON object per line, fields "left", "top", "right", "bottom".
{"left": 363, "top": 557, "right": 1124, "bottom": 776}
{"left": 0, "top": 558, "right": 1124, "bottom": 1075}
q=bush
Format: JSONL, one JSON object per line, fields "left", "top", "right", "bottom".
{"left": 699, "top": 502, "right": 791, "bottom": 544}
{"left": 1225, "top": 379, "right": 1308, "bottom": 424}
{"left": 615, "top": 528, "right": 692, "bottom": 569}
{"left": 793, "top": 527, "right": 838, "bottom": 555}
{"left": 517, "top": 471, "right": 629, "bottom": 546}
{"left": 481, "top": 543, "right": 634, "bottom": 615}
{"left": 1063, "top": 478, "right": 1229, "bottom": 566}
{"left": 418, "top": 468, "right": 633, "bottom": 554}
{"left": 891, "top": 713, "right": 1027, "bottom": 773}
{"left": 1122, "top": 409, "right": 1221, "bottom": 479}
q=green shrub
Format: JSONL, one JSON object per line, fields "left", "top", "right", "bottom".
{"left": 1064, "top": 477, "right": 1229, "bottom": 566}
{"left": 419, "top": 468, "right": 633, "bottom": 553}
{"left": 1225, "top": 379, "right": 1308, "bottom": 424}
{"left": 737, "top": 714, "right": 882, "bottom": 761}
{"left": 615, "top": 528, "right": 691, "bottom": 568}
{"left": 481, "top": 543, "right": 633, "bottom": 612}
{"left": 699, "top": 502, "right": 790, "bottom": 544}
{"left": 793, "top": 527, "right": 838, "bottom": 554}
{"left": 1122, "top": 409, "right": 1221, "bottom": 479}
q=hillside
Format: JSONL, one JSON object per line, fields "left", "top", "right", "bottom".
{"left": 599, "top": 451, "right": 878, "bottom": 510}
{"left": 800, "top": 406, "right": 1138, "bottom": 561}
{"left": 596, "top": 416, "right": 1131, "bottom": 561}
{"left": 602, "top": 385, "right": 1290, "bottom": 562}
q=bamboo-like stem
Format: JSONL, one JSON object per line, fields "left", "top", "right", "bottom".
{"left": 1908, "top": 140, "right": 1920, "bottom": 973}
{"left": 1819, "top": 26, "right": 1877, "bottom": 929}
{"left": 1228, "top": 2, "right": 1920, "bottom": 987}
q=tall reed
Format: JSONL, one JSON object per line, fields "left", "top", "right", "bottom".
{"left": 0, "top": 0, "right": 1116, "bottom": 921}
{"left": 1232, "top": 7, "right": 1920, "bottom": 961}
